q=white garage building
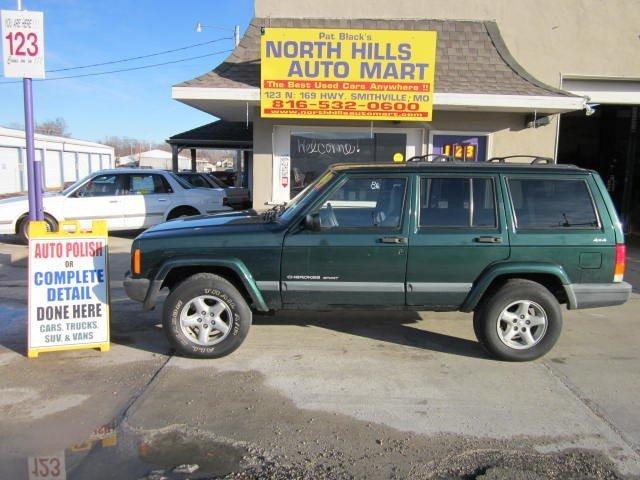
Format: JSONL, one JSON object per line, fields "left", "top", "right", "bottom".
{"left": 0, "top": 127, "right": 115, "bottom": 195}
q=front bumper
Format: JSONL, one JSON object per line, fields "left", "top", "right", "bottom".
{"left": 123, "top": 271, "right": 150, "bottom": 304}
{"left": 565, "top": 281, "right": 632, "bottom": 309}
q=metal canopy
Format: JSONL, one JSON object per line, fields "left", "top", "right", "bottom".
{"left": 167, "top": 120, "right": 252, "bottom": 150}
{"left": 166, "top": 120, "right": 253, "bottom": 173}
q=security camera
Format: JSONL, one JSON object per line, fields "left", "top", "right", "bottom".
{"left": 585, "top": 103, "right": 598, "bottom": 116}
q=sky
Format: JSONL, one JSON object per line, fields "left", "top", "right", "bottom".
{"left": 0, "top": 0, "right": 254, "bottom": 143}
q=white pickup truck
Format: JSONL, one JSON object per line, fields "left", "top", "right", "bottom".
{"left": 0, "top": 168, "right": 231, "bottom": 242}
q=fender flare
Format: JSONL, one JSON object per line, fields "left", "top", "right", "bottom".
{"left": 460, "top": 262, "right": 573, "bottom": 312}
{"left": 143, "top": 257, "right": 269, "bottom": 312}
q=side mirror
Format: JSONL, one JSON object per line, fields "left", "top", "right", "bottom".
{"left": 304, "top": 213, "right": 321, "bottom": 231}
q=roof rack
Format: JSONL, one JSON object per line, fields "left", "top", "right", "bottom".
{"left": 487, "top": 155, "right": 554, "bottom": 165}
{"left": 407, "top": 154, "right": 456, "bottom": 163}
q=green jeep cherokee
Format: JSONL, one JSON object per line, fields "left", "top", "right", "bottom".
{"left": 124, "top": 159, "right": 631, "bottom": 361}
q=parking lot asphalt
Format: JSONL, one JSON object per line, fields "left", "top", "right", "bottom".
{"left": 1, "top": 234, "right": 639, "bottom": 479}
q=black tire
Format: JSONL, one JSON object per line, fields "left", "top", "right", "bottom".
{"left": 17, "top": 214, "right": 58, "bottom": 244}
{"left": 167, "top": 206, "right": 199, "bottom": 220}
{"left": 162, "top": 273, "right": 252, "bottom": 358}
{"left": 473, "top": 279, "right": 562, "bottom": 362}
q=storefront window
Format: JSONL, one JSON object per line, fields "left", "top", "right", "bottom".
{"left": 289, "top": 131, "right": 406, "bottom": 196}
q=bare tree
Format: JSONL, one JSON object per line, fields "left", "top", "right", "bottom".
{"left": 36, "top": 117, "right": 71, "bottom": 137}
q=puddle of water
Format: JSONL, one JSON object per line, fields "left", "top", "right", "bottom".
{"left": 13, "top": 419, "right": 248, "bottom": 480}
{"left": 138, "top": 430, "right": 246, "bottom": 477}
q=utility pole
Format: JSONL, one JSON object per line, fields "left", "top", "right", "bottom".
{"left": 234, "top": 25, "right": 240, "bottom": 46}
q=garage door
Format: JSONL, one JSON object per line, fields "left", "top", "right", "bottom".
{"left": 63, "top": 152, "right": 77, "bottom": 183}
{"left": 44, "top": 150, "right": 63, "bottom": 189}
{"left": 78, "top": 153, "right": 90, "bottom": 178}
{"left": 0, "top": 146, "right": 21, "bottom": 194}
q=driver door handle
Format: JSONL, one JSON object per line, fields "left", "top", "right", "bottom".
{"left": 378, "top": 236, "right": 408, "bottom": 244}
{"left": 474, "top": 236, "right": 502, "bottom": 244}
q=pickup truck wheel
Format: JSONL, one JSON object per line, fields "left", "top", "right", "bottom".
{"left": 473, "top": 279, "right": 562, "bottom": 362}
{"left": 163, "top": 273, "right": 252, "bottom": 358}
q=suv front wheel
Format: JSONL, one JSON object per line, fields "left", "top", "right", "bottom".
{"left": 163, "top": 273, "right": 252, "bottom": 358}
{"left": 473, "top": 279, "right": 562, "bottom": 361}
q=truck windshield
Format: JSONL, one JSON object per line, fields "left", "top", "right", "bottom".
{"left": 278, "top": 170, "right": 335, "bottom": 223}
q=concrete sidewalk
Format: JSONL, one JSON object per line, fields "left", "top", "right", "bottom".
{"left": 0, "top": 235, "right": 639, "bottom": 479}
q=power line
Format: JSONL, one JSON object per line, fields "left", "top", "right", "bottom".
{"left": 47, "top": 37, "right": 232, "bottom": 73}
{"left": 0, "top": 49, "right": 233, "bottom": 84}
{"left": 0, "top": 36, "right": 231, "bottom": 78}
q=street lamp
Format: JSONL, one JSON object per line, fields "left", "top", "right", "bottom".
{"left": 195, "top": 22, "right": 240, "bottom": 46}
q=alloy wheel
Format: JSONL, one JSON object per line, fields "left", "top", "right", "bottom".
{"left": 179, "top": 295, "right": 233, "bottom": 346}
{"left": 496, "top": 300, "right": 548, "bottom": 350}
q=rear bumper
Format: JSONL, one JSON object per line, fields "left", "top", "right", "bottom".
{"left": 565, "top": 282, "right": 632, "bottom": 309}
{"left": 123, "top": 271, "right": 150, "bottom": 304}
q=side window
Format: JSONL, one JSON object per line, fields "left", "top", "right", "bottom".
{"left": 508, "top": 178, "right": 598, "bottom": 229}
{"left": 314, "top": 176, "right": 407, "bottom": 229}
{"left": 128, "top": 174, "right": 172, "bottom": 195}
{"left": 473, "top": 178, "right": 497, "bottom": 227}
{"left": 156, "top": 175, "right": 173, "bottom": 193}
{"left": 74, "top": 174, "right": 119, "bottom": 197}
{"left": 187, "top": 175, "right": 209, "bottom": 188}
{"left": 420, "top": 177, "right": 496, "bottom": 228}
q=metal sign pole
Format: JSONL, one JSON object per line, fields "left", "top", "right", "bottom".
{"left": 17, "top": 0, "right": 43, "bottom": 221}
{"left": 23, "top": 78, "right": 42, "bottom": 221}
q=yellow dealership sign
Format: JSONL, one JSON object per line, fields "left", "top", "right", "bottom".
{"left": 260, "top": 28, "right": 437, "bottom": 121}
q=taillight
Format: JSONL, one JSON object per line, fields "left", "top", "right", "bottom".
{"left": 614, "top": 244, "right": 625, "bottom": 282}
{"left": 133, "top": 249, "right": 141, "bottom": 275}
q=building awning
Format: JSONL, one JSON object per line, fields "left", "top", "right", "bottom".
{"left": 167, "top": 120, "right": 253, "bottom": 149}
{"left": 173, "top": 18, "right": 585, "bottom": 120}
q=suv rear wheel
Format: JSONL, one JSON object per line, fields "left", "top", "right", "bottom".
{"left": 473, "top": 279, "right": 562, "bottom": 361}
{"left": 163, "top": 273, "right": 252, "bottom": 358}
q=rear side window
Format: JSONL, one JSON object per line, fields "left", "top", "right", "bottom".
{"left": 128, "top": 174, "right": 173, "bottom": 195}
{"left": 508, "top": 178, "right": 599, "bottom": 229}
{"left": 183, "top": 174, "right": 209, "bottom": 188}
{"left": 420, "top": 177, "right": 497, "bottom": 228}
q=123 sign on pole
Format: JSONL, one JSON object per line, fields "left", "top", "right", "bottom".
{"left": 1, "top": 9, "right": 45, "bottom": 78}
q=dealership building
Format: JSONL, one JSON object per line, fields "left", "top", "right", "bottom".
{"left": 171, "top": 0, "right": 640, "bottom": 232}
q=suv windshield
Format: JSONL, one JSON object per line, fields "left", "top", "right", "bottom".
{"left": 277, "top": 170, "right": 336, "bottom": 223}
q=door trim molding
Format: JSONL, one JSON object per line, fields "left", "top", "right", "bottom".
{"left": 256, "top": 281, "right": 280, "bottom": 291}
{"left": 282, "top": 281, "right": 405, "bottom": 292}
{"left": 408, "top": 282, "right": 472, "bottom": 293}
